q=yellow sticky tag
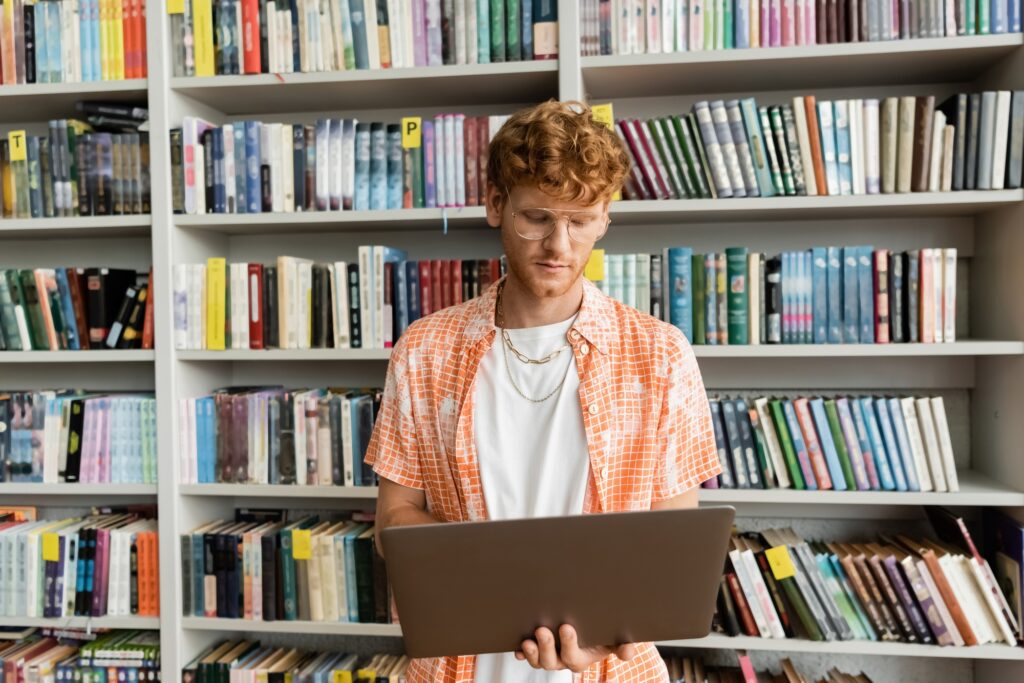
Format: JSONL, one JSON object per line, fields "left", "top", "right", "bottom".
{"left": 584, "top": 249, "right": 605, "bottom": 282}
{"left": 8, "top": 131, "right": 27, "bottom": 162}
{"left": 591, "top": 103, "right": 614, "bottom": 129}
{"left": 401, "top": 117, "right": 422, "bottom": 149}
{"left": 765, "top": 546, "right": 797, "bottom": 581}
{"left": 292, "top": 530, "right": 312, "bottom": 560}
{"left": 167, "top": 0, "right": 185, "bottom": 13}
{"left": 42, "top": 533, "right": 60, "bottom": 562}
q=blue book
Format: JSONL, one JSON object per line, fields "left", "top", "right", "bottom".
{"left": 343, "top": 523, "right": 372, "bottom": 621}
{"left": 349, "top": 0, "right": 371, "bottom": 69}
{"left": 871, "top": 398, "right": 903, "bottom": 492}
{"left": 810, "top": 398, "right": 847, "bottom": 490}
{"left": 1010, "top": 0, "right": 1021, "bottom": 32}
{"left": 244, "top": 121, "right": 261, "bottom": 213}
{"left": 521, "top": 0, "right": 533, "bottom": 59}
{"left": 386, "top": 125, "right": 402, "bottom": 210}
{"left": 405, "top": 261, "right": 421, "bottom": 325}
{"left": 354, "top": 123, "right": 371, "bottom": 210}
{"left": 666, "top": 247, "right": 693, "bottom": 341}
{"left": 780, "top": 252, "right": 790, "bottom": 343}
{"left": 735, "top": 0, "right": 751, "bottom": 48}
{"left": 816, "top": 555, "right": 867, "bottom": 640}
{"left": 885, "top": 398, "right": 917, "bottom": 492}
{"left": 817, "top": 100, "right": 840, "bottom": 195}
{"left": 783, "top": 399, "right": 818, "bottom": 489}
{"left": 478, "top": 0, "right": 491, "bottom": 63}
{"left": 27, "top": 137, "right": 43, "bottom": 217}
{"left": 827, "top": 555, "right": 879, "bottom": 641}
{"left": 233, "top": 126, "right": 247, "bottom": 213}
{"left": 842, "top": 247, "right": 859, "bottom": 342}
{"left": 422, "top": 120, "right": 436, "bottom": 208}
{"left": 834, "top": 101, "right": 852, "bottom": 195}
{"left": 811, "top": 249, "right": 826, "bottom": 343}
{"left": 212, "top": 127, "right": 226, "bottom": 213}
{"left": 200, "top": 397, "right": 217, "bottom": 483}
{"left": 54, "top": 269, "right": 80, "bottom": 350}
{"left": 857, "top": 245, "right": 874, "bottom": 343}
{"left": 993, "top": 0, "right": 1009, "bottom": 32}
{"left": 739, "top": 98, "right": 775, "bottom": 197}
{"left": 704, "top": 254, "right": 717, "bottom": 345}
{"left": 836, "top": 397, "right": 870, "bottom": 490}
{"left": 369, "top": 123, "right": 387, "bottom": 210}
{"left": 395, "top": 261, "right": 409, "bottom": 339}
{"left": 798, "top": 251, "right": 809, "bottom": 343}
{"left": 826, "top": 247, "right": 842, "bottom": 343}
{"left": 847, "top": 401, "right": 897, "bottom": 491}
{"left": 47, "top": 3, "right": 62, "bottom": 83}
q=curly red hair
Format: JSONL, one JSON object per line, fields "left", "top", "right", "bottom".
{"left": 486, "top": 99, "right": 631, "bottom": 205}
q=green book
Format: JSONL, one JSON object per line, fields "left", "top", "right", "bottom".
{"left": 725, "top": 247, "right": 749, "bottom": 345}
{"left": 824, "top": 399, "right": 857, "bottom": 490}
{"left": 490, "top": 0, "right": 506, "bottom": 62}
{"left": 477, "top": 0, "right": 491, "bottom": 63}
{"left": 758, "top": 105, "right": 785, "bottom": 195}
{"left": 748, "top": 407, "right": 776, "bottom": 487}
{"left": 412, "top": 145, "right": 425, "bottom": 208}
{"left": 769, "top": 399, "right": 806, "bottom": 489}
{"left": 646, "top": 120, "right": 687, "bottom": 198}
{"left": 979, "top": 0, "right": 990, "bottom": 34}
{"left": 660, "top": 117, "right": 698, "bottom": 198}
{"left": 19, "top": 270, "right": 49, "bottom": 350}
{"left": 505, "top": 0, "right": 521, "bottom": 62}
{"left": 670, "top": 115, "right": 708, "bottom": 198}
{"left": 705, "top": 0, "right": 716, "bottom": 50}
{"left": 691, "top": 254, "right": 706, "bottom": 345}
{"left": 816, "top": 554, "right": 868, "bottom": 640}
{"left": 723, "top": 0, "right": 734, "bottom": 49}
{"left": 687, "top": 112, "right": 718, "bottom": 198}
{"left": 768, "top": 106, "right": 796, "bottom": 195}
{"left": 965, "top": 0, "right": 977, "bottom": 35}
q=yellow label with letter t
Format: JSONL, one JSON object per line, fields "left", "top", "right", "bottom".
{"left": 8, "top": 131, "right": 27, "bottom": 162}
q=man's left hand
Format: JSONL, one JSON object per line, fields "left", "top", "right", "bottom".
{"left": 514, "top": 624, "right": 636, "bottom": 673}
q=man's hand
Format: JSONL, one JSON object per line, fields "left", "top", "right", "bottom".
{"left": 514, "top": 624, "right": 636, "bottom": 673}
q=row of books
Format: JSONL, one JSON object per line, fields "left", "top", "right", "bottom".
{"left": 181, "top": 510, "right": 392, "bottom": 624}
{"left": 0, "top": 510, "right": 160, "bottom": 618}
{"left": 714, "top": 510, "right": 1022, "bottom": 647}
{"left": 172, "top": 114, "right": 510, "bottom": 215}
{"left": 665, "top": 656, "right": 872, "bottom": 683}
{"left": 597, "top": 246, "right": 957, "bottom": 345}
{"left": 177, "top": 387, "right": 381, "bottom": 487}
{"left": 0, "top": 0, "right": 148, "bottom": 85}
{"left": 0, "top": 631, "right": 160, "bottom": 683}
{"left": 1, "top": 123, "right": 151, "bottom": 219}
{"left": 172, "top": 253, "right": 505, "bottom": 351}
{"left": 0, "top": 267, "right": 152, "bottom": 351}
{"left": 0, "top": 391, "right": 157, "bottom": 484}
{"left": 705, "top": 394, "right": 959, "bottom": 492}
{"left": 609, "top": 91, "right": 1024, "bottom": 202}
{"left": 170, "top": 0, "right": 558, "bottom": 78}
{"left": 579, "top": 0, "right": 1022, "bottom": 56}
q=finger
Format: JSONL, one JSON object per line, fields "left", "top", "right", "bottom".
{"left": 520, "top": 639, "right": 540, "bottom": 668}
{"left": 615, "top": 642, "right": 637, "bottom": 662}
{"left": 558, "top": 624, "right": 585, "bottom": 672}
{"left": 535, "top": 627, "right": 563, "bottom": 670}
{"left": 514, "top": 650, "right": 525, "bottom": 661}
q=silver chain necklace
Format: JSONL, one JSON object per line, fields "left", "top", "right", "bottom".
{"left": 495, "top": 283, "right": 574, "bottom": 404}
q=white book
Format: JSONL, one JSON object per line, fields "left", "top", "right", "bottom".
{"left": 675, "top": 0, "right": 688, "bottom": 50}
{"left": 991, "top": 91, "right": 1012, "bottom": 190}
{"left": 943, "top": 555, "right": 997, "bottom": 644}
{"left": 636, "top": 253, "right": 651, "bottom": 314}
{"left": 433, "top": 114, "right": 447, "bottom": 207}
{"left": 71, "top": 0, "right": 82, "bottom": 81}
{"left": 710, "top": 101, "right": 747, "bottom": 194}
{"left": 454, "top": 114, "right": 466, "bottom": 206}
{"left": 332, "top": 262, "right": 351, "bottom": 348}
{"left": 941, "top": 247, "right": 957, "bottom": 343}
{"left": 863, "top": 99, "right": 881, "bottom": 193}
{"left": 792, "top": 96, "right": 819, "bottom": 195}
{"left": 282, "top": 124, "right": 295, "bottom": 211}
{"left": 940, "top": 124, "right": 955, "bottom": 191}
{"left": 266, "top": 123, "right": 282, "bottom": 212}
{"left": 298, "top": 260, "right": 313, "bottom": 348}
{"left": 57, "top": 401, "right": 72, "bottom": 482}
{"left": 267, "top": 3, "right": 279, "bottom": 72}
{"left": 454, "top": 0, "right": 467, "bottom": 63}
{"left": 340, "top": 394, "right": 355, "bottom": 485}
{"left": 444, "top": 114, "right": 458, "bottom": 207}
{"left": 283, "top": 6, "right": 296, "bottom": 73}
{"left": 914, "top": 397, "right": 947, "bottom": 492}
{"left": 754, "top": 398, "right": 790, "bottom": 487}
{"left": 748, "top": 254, "right": 760, "bottom": 344}
{"left": 317, "top": 411, "right": 333, "bottom": 486}
{"left": 326, "top": 0, "right": 343, "bottom": 69}
{"left": 237, "top": 263, "right": 252, "bottom": 349}
{"left": 293, "top": 390, "right": 309, "bottom": 482}
{"left": 932, "top": 248, "right": 943, "bottom": 343}
{"left": 928, "top": 110, "right": 946, "bottom": 192}
{"left": 386, "top": 0, "right": 402, "bottom": 67}
{"left": 914, "top": 558, "right": 965, "bottom": 645}
{"left": 849, "top": 99, "right": 865, "bottom": 195}
{"left": 277, "top": 257, "right": 294, "bottom": 348}
{"left": 899, "top": 397, "right": 934, "bottom": 491}
{"left": 365, "top": 0, "right": 381, "bottom": 68}
{"left": 661, "top": 0, "right": 675, "bottom": 51}
{"left": 318, "top": 528, "right": 340, "bottom": 621}
{"left": 928, "top": 397, "right": 959, "bottom": 492}
{"left": 358, "top": 246, "right": 375, "bottom": 348}
{"left": 223, "top": 124, "right": 237, "bottom": 212}
{"left": 741, "top": 548, "right": 787, "bottom": 638}
{"left": 728, "top": 549, "right": 773, "bottom": 637}
{"left": 298, "top": 0, "right": 310, "bottom": 72}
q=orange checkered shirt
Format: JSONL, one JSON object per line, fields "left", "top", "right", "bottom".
{"left": 365, "top": 276, "right": 722, "bottom": 683}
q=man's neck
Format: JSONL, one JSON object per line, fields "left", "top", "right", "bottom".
{"left": 497, "top": 275, "right": 584, "bottom": 329}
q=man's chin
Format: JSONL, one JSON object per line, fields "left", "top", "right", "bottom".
{"left": 520, "top": 272, "right": 581, "bottom": 299}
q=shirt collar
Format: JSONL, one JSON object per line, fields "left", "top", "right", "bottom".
{"left": 463, "top": 276, "right": 616, "bottom": 355}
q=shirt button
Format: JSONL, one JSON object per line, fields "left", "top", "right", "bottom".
{"left": 569, "top": 330, "right": 580, "bottom": 340}
{"left": 579, "top": 343, "right": 590, "bottom": 355}
{"left": 601, "top": 466, "right": 609, "bottom": 479}
{"left": 588, "top": 404, "right": 599, "bottom": 415}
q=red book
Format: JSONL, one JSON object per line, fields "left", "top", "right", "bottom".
{"left": 873, "top": 249, "right": 890, "bottom": 344}
{"left": 439, "top": 259, "right": 452, "bottom": 309}
{"left": 242, "top": 0, "right": 262, "bottom": 73}
{"left": 450, "top": 260, "right": 463, "bottom": 305}
{"left": 431, "top": 260, "right": 444, "bottom": 312}
{"left": 121, "top": 0, "right": 134, "bottom": 78}
{"left": 141, "top": 268, "right": 154, "bottom": 349}
{"left": 725, "top": 572, "right": 759, "bottom": 637}
{"left": 248, "top": 263, "right": 264, "bottom": 349}
{"left": 633, "top": 118, "right": 675, "bottom": 199}
{"left": 137, "top": 0, "right": 148, "bottom": 77}
{"left": 616, "top": 121, "right": 655, "bottom": 199}
{"left": 477, "top": 117, "right": 489, "bottom": 203}
{"left": 464, "top": 118, "right": 478, "bottom": 207}
{"left": 418, "top": 260, "right": 432, "bottom": 316}
{"left": 793, "top": 398, "right": 833, "bottom": 490}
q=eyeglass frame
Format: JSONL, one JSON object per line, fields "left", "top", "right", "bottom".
{"left": 503, "top": 189, "right": 612, "bottom": 244}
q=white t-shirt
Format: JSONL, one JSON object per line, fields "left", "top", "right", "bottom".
{"left": 473, "top": 314, "right": 590, "bottom": 683}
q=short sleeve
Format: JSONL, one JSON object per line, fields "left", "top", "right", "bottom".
{"left": 653, "top": 330, "right": 721, "bottom": 502}
{"left": 364, "top": 337, "right": 424, "bottom": 490}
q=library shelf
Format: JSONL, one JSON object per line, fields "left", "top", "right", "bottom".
{"left": 0, "top": 483, "right": 157, "bottom": 496}
{"left": 0, "top": 79, "right": 148, "bottom": 123}
{"left": 0, "top": 351, "right": 155, "bottom": 363}
{"left": 0, "top": 215, "right": 151, "bottom": 239}
{"left": 0, "top": 615, "right": 160, "bottom": 630}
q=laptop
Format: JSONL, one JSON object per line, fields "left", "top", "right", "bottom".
{"left": 382, "top": 506, "right": 735, "bottom": 658}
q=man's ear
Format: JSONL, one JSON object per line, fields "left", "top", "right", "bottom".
{"left": 484, "top": 182, "right": 504, "bottom": 229}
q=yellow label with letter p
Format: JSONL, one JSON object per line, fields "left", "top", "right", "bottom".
{"left": 402, "top": 117, "right": 423, "bottom": 149}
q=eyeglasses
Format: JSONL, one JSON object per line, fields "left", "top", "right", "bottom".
{"left": 508, "top": 203, "right": 611, "bottom": 243}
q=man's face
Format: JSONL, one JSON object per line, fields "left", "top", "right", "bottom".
{"left": 485, "top": 183, "right": 608, "bottom": 300}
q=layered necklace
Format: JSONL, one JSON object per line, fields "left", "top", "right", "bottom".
{"left": 495, "top": 282, "right": 575, "bottom": 404}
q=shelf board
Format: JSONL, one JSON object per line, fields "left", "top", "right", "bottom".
{"left": 174, "top": 342, "right": 1023, "bottom": 362}
{"left": 659, "top": 634, "right": 1024, "bottom": 660}
{"left": 174, "top": 191, "right": 1023, "bottom": 233}
{"left": 0, "top": 215, "right": 150, "bottom": 239}
{"left": 0, "top": 615, "right": 160, "bottom": 630}
{"left": 581, "top": 34, "right": 1024, "bottom": 99}
{"left": 176, "top": 471, "right": 1022, "bottom": 507}
{"left": 0, "top": 350, "right": 155, "bottom": 363}
{"left": 170, "top": 61, "right": 559, "bottom": 115}
{"left": 0, "top": 483, "right": 157, "bottom": 496}
{"left": 181, "top": 617, "right": 402, "bottom": 637}
{"left": 0, "top": 79, "right": 148, "bottom": 123}
{"left": 179, "top": 483, "right": 378, "bottom": 499}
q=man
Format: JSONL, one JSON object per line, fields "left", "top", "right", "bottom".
{"left": 365, "top": 100, "right": 721, "bottom": 682}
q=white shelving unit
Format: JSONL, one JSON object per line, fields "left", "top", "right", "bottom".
{"left": 0, "top": 615, "right": 160, "bottom": 630}
{"left": 1, "top": 2, "right": 1020, "bottom": 681}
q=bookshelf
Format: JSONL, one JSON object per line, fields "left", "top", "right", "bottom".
{"left": 0, "top": 616, "right": 160, "bottom": 630}
{"left": 0, "top": 2, "right": 1020, "bottom": 681}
